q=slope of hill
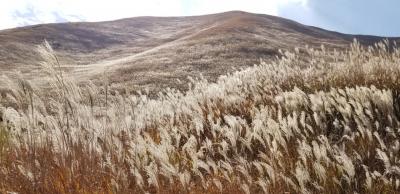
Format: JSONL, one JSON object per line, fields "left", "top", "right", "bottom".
{"left": 0, "top": 11, "right": 399, "bottom": 92}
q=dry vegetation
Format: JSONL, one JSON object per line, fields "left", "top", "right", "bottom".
{"left": 5, "top": 11, "right": 396, "bottom": 93}
{"left": 1, "top": 40, "right": 400, "bottom": 194}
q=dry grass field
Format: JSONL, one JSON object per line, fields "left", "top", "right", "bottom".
{"left": 0, "top": 39, "right": 400, "bottom": 193}
{"left": 1, "top": 11, "right": 400, "bottom": 194}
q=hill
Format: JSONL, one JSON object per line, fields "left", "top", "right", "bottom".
{"left": 0, "top": 11, "right": 399, "bottom": 92}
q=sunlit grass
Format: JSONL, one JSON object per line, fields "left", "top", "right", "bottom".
{"left": 0, "top": 40, "right": 400, "bottom": 193}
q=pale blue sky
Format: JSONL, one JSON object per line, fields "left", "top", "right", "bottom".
{"left": 279, "top": 0, "right": 400, "bottom": 36}
{"left": 0, "top": 0, "right": 399, "bottom": 36}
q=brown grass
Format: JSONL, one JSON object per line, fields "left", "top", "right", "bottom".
{"left": 0, "top": 40, "right": 400, "bottom": 193}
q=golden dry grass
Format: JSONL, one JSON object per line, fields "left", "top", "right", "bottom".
{"left": 0, "top": 40, "right": 400, "bottom": 194}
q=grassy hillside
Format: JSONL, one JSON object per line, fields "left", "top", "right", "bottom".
{"left": 2, "top": 11, "right": 398, "bottom": 93}
{"left": 1, "top": 40, "right": 400, "bottom": 193}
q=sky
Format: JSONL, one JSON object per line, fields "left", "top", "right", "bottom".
{"left": 0, "top": 0, "right": 399, "bottom": 36}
